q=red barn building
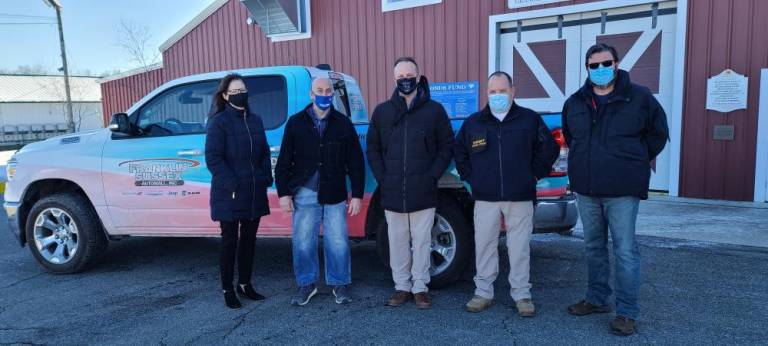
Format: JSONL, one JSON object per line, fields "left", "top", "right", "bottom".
{"left": 99, "top": 0, "right": 768, "bottom": 202}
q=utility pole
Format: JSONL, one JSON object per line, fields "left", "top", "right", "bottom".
{"left": 44, "top": 0, "right": 75, "bottom": 133}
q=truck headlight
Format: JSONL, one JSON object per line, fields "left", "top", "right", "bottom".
{"left": 6, "top": 157, "right": 18, "bottom": 181}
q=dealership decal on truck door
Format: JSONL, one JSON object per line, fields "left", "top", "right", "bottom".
{"left": 117, "top": 158, "right": 200, "bottom": 187}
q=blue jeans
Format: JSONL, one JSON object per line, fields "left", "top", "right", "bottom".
{"left": 577, "top": 194, "right": 641, "bottom": 319}
{"left": 292, "top": 187, "right": 351, "bottom": 287}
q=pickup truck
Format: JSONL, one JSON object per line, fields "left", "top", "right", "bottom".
{"left": 3, "top": 66, "right": 578, "bottom": 288}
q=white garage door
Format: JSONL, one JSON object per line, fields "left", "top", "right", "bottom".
{"left": 497, "top": 1, "right": 677, "bottom": 191}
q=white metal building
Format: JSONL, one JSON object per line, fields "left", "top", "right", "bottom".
{"left": 0, "top": 75, "right": 104, "bottom": 146}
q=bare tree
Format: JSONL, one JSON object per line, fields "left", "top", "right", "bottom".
{"left": 116, "top": 19, "right": 160, "bottom": 71}
{"left": 0, "top": 64, "right": 52, "bottom": 75}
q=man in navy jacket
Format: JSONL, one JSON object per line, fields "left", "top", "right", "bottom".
{"left": 275, "top": 77, "right": 365, "bottom": 307}
{"left": 562, "top": 43, "right": 669, "bottom": 336}
{"left": 454, "top": 71, "right": 558, "bottom": 317}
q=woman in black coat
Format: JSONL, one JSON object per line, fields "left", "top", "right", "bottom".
{"left": 205, "top": 73, "right": 273, "bottom": 309}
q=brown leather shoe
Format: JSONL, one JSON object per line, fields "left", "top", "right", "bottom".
{"left": 610, "top": 316, "right": 637, "bottom": 336}
{"left": 386, "top": 290, "right": 412, "bottom": 307}
{"left": 414, "top": 292, "right": 432, "bottom": 309}
{"left": 567, "top": 300, "right": 612, "bottom": 316}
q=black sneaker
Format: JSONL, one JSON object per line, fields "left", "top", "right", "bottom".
{"left": 237, "top": 283, "right": 266, "bottom": 301}
{"left": 610, "top": 316, "right": 637, "bottom": 336}
{"left": 332, "top": 285, "right": 352, "bottom": 304}
{"left": 223, "top": 290, "right": 242, "bottom": 309}
{"left": 291, "top": 284, "right": 318, "bottom": 306}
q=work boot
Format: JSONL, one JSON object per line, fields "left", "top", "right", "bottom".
{"left": 414, "top": 292, "right": 432, "bottom": 309}
{"left": 515, "top": 298, "right": 536, "bottom": 317}
{"left": 465, "top": 295, "right": 494, "bottom": 312}
{"left": 386, "top": 290, "right": 412, "bottom": 307}
{"left": 567, "top": 300, "right": 612, "bottom": 316}
{"left": 610, "top": 316, "right": 637, "bottom": 336}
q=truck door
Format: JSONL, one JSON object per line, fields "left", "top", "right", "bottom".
{"left": 101, "top": 80, "right": 217, "bottom": 236}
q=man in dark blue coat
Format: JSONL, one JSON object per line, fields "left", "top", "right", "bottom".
{"left": 562, "top": 43, "right": 669, "bottom": 336}
{"left": 275, "top": 77, "right": 365, "bottom": 307}
{"left": 454, "top": 71, "right": 558, "bottom": 317}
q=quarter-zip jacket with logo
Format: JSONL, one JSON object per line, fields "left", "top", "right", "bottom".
{"left": 205, "top": 104, "right": 272, "bottom": 222}
{"left": 274, "top": 105, "right": 365, "bottom": 205}
{"left": 454, "top": 103, "right": 559, "bottom": 202}
{"left": 366, "top": 76, "right": 455, "bottom": 213}
{"left": 561, "top": 69, "right": 669, "bottom": 199}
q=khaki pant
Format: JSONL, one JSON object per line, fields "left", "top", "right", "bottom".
{"left": 384, "top": 208, "right": 435, "bottom": 294}
{"left": 473, "top": 200, "right": 534, "bottom": 301}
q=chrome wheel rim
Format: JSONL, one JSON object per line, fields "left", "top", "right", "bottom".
{"left": 33, "top": 208, "right": 78, "bottom": 264}
{"left": 430, "top": 214, "right": 456, "bottom": 276}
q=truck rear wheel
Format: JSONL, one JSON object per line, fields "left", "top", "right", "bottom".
{"left": 375, "top": 192, "right": 473, "bottom": 289}
{"left": 25, "top": 193, "right": 108, "bottom": 273}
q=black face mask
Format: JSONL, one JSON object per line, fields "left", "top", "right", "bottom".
{"left": 228, "top": 92, "right": 248, "bottom": 108}
{"left": 396, "top": 77, "right": 418, "bottom": 95}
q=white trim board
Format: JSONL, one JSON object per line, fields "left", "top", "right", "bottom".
{"left": 754, "top": 69, "right": 768, "bottom": 202}
{"left": 381, "top": 0, "right": 442, "bottom": 12}
{"left": 488, "top": 0, "right": 688, "bottom": 196}
{"left": 667, "top": 0, "right": 687, "bottom": 197}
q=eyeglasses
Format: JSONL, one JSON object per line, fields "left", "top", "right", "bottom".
{"left": 588, "top": 60, "right": 615, "bottom": 69}
{"left": 226, "top": 89, "right": 247, "bottom": 95}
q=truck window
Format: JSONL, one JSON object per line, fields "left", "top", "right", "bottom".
{"left": 243, "top": 75, "right": 287, "bottom": 130}
{"left": 136, "top": 81, "right": 218, "bottom": 136}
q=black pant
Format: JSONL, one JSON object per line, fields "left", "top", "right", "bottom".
{"left": 220, "top": 218, "right": 260, "bottom": 292}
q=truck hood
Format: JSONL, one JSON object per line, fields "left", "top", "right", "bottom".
{"left": 16, "top": 128, "right": 109, "bottom": 154}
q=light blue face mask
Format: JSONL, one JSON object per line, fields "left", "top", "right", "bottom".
{"left": 488, "top": 94, "right": 510, "bottom": 114}
{"left": 589, "top": 66, "right": 615, "bottom": 86}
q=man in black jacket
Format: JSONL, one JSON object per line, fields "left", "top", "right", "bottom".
{"left": 454, "top": 71, "right": 559, "bottom": 317}
{"left": 275, "top": 77, "right": 365, "bottom": 307}
{"left": 366, "top": 57, "right": 454, "bottom": 309}
{"left": 562, "top": 44, "right": 669, "bottom": 336}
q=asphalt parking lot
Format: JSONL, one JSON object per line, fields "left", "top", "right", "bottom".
{"left": 1, "top": 199, "right": 767, "bottom": 345}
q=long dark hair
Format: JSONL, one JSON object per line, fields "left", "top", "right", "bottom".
{"left": 209, "top": 73, "right": 245, "bottom": 116}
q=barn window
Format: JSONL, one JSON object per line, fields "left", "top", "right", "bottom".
{"left": 240, "top": 0, "right": 311, "bottom": 42}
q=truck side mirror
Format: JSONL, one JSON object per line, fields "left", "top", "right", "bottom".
{"left": 109, "top": 113, "right": 131, "bottom": 134}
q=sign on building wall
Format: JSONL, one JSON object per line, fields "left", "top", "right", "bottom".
{"left": 508, "top": 0, "right": 567, "bottom": 9}
{"left": 706, "top": 69, "right": 749, "bottom": 113}
{"left": 429, "top": 81, "right": 479, "bottom": 118}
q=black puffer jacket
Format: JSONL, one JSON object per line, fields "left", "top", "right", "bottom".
{"left": 366, "top": 76, "right": 455, "bottom": 213}
{"left": 454, "top": 103, "right": 559, "bottom": 202}
{"left": 205, "top": 104, "right": 272, "bottom": 222}
{"left": 562, "top": 70, "right": 669, "bottom": 199}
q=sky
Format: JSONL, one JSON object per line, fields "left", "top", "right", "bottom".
{"left": 0, "top": 0, "right": 216, "bottom": 76}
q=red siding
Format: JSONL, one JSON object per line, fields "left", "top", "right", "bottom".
{"left": 679, "top": 0, "right": 768, "bottom": 200}
{"left": 100, "top": 67, "right": 164, "bottom": 123}
{"left": 100, "top": 0, "right": 598, "bottom": 123}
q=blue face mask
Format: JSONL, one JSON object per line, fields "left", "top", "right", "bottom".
{"left": 313, "top": 94, "right": 333, "bottom": 110}
{"left": 588, "top": 66, "right": 615, "bottom": 86}
{"left": 488, "top": 94, "right": 510, "bottom": 114}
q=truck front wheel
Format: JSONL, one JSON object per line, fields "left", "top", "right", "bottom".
{"left": 25, "top": 193, "right": 108, "bottom": 273}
